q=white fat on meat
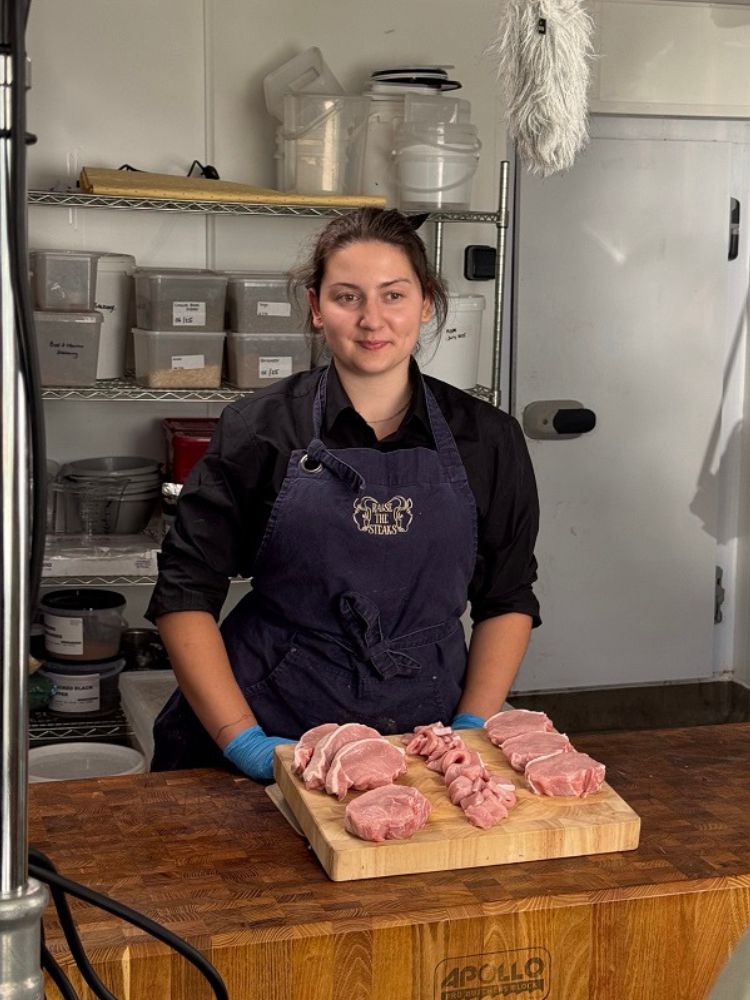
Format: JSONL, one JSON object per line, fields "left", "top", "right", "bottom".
{"left": 325, "top": 738, "right": 407, "bottom": 800}
{"left": 525, "top": 751, "right": 605, "bottom": 797}
{"left": 344, "top": 784, "right": 431, "bottom": 842}
{"left": 500, "top": 730, "right": 573, "bottom": 772}
{"left": 302, "top": 722, "right": 382, "bottom": 790}
{"left": 292, "top": 723, "right": 339, "bottom": 775}
{"left": 484, "top": 709, "right": 555, "bottom": 747}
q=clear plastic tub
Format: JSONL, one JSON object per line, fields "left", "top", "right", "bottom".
{"left": 226, "top": 331, "right": 310, "bottom": 388}
{"left": 28, "top": 742, "right": 145, "bottom": 781}
{"left": 40, "top": 588, "right": 127, "bottom": 662}
{"left": 420, "top": 294, "right": 486, "bottom": 390}
{"left": 133, "top": 329, "right": 226, "bottom": 388}
{"left": 31, "top": 249, "right": 99, "bottom": 311}
{"left": 226, "top": 273, "right": 299, "bottom": 333}
{"left": 394, "top": 122, "right": 481, "bottom": 211}
{"left": 134, "top": 269, "right": 228, "bottom": 331}
{"left": 39, "top": 656, "right": 126, "bottom": 717}
{"left": 33, "top": 310, "right": 103, "bottom": 387}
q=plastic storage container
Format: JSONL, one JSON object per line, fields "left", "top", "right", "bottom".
{"left": 39, "top": 656, "right": 125, "bottom": 717}
{"left": 31, "top": 249, "right": 99, "bottom": 311}
{"left": 263, "top": 47, "right": 344, "bottom": 120}
{"left": 279, "top": 94, "right": 365, "bottom": 196}
{"left": 40, "top": 588, "right": 127, "bottom": 662}
{"left": 134, "top": 269, "right": 228, "bottom": 331}
{"left": 133, "top": 329, "right": 226, "bottom": 389}
{"left": 394, "top": 122, "right": 481, "bottom": 211}
{"left": 33, "top": 310, "right": 103, "bottom": 386}
{"left": 162, "top": 417, "right": 218, "bottom": 482}
{"left": 420, "top": 294, "right": 485, "bottom": 390}
{"left": 226, "top": 331, "right": 311, "bottom": 388}
{"left": 226, "top": 273, "right": 299, "bottom": 333}
{"left": 28, "top": 742, "right": 145, "bottom": 782}
{"left": 94, "top": 252, "right": 136, "bottom": 378}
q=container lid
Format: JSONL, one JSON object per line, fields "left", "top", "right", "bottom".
{"left": 227, "top": 330, "right": 306, "bottom": 340}
{"left": 41, "top": 656, "right": 126, "bottom": 675}
{"left": 33, "top": 310, "right": 103, "bottom": 324}
{"left": 96, "top": 253, "right": 137, "bottom": 270}
{"left": 28, "top": 742, "right": 145, "bottom": 782}
{"left": 132, "top": 328, "right": 227, "bottom": 340}
{"left": 30, "top": 249, "right": 101, "bottom": 261}
{"left": 448, "top": 294, "right": 486, "bottom": 311}
{"left": 41, "top": 588, "right": 126, "bottom": 612}
{"left": 64, "top": 456, "right": 161, "bottom": 479}
{"left": 134, "top": 267, "right": 227, "bottom": 281}
{"left": 227, "top": 273, "right": 288, "bottom": 287}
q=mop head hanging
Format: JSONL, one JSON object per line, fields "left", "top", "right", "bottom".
{"left": 493, "top": 0, "right": 595, "bottom": 176}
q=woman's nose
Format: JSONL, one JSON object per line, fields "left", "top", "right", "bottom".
{"left": 358, "top": 298, "right": 382, "bottom": 329}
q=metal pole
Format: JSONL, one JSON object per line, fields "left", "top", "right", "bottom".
{"left": 0, "top": 27, "right": 47, "bottom": 1000}
{"left": 433, "top": 218, "right": 444, "bottom": 277}
{"left": 490, "top": 161, "right": 510, "bottom": 409}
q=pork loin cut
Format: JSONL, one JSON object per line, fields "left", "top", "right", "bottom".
{"left": 325, "top": 738, "right": 407, "bottom": 800}
{"left": 501, "top": 731, "right": 573, "bottom": 772}
{"left": 344, "top": 785, "right": 431, "bottom": 842}
{"left": 484, "top": 709, "right": 554, "bottom": 747}
{"left": 303, "top": 722, "right": 381, "bottom": 790}
{"left": 525, "top": 751, "right": 605, "bottom": 797}
{"left": 292, "top": 723, "right": 339, "bottom": 774}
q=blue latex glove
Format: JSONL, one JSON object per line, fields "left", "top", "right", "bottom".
{"left": 451, "top": 712, "right": 486, "bottom": 730}
{"left": 223, "top": 724, "right": 295, "bottom": 782}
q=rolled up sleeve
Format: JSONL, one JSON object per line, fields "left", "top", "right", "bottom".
{"left": 145, "top": 405, "right": 261, "bottom": 623}
{"left": 469, "top": 417, "right": 541, "bottom": 627}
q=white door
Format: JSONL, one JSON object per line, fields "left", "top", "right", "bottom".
{"left": 512, "top": 117, "right": 730, "bottom": 691}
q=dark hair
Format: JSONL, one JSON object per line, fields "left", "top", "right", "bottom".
{"left": 290, "top": 208, "right": 449, "bottom": 348}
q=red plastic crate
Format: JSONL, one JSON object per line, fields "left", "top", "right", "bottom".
{"left": 162, "top": 418, "right": 219, "bottom": 483}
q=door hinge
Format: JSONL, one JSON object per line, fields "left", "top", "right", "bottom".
{"left": 715, "top": 565, "right": 725, "bottom": 624}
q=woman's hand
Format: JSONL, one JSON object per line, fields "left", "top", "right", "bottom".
{"left": 451, "top": 712, "right": 486, "bottom": 730}
{"left": 223, "top": 724, "right": 295, "bottom": 782}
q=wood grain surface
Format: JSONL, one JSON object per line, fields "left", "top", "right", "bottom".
{"left": 274, "top": 730, "right": 640, "bottom": 880}
{"left": 30, "top": 724, "right": 750, "bottom": 1000}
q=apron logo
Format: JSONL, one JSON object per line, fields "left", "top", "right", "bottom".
{"left": 353, "top": 495, "right": 414, "bottom": 535}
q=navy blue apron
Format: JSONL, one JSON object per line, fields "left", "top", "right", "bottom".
{"left": 151, "top": 366, "right": 477, "bottom": 770}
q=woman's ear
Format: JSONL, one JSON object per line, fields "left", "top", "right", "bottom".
{"left": 421, "top": 296, "right": 434, "bottom": 324}
{"left": 307, "top": 288, "right": 324, "bottom": 329}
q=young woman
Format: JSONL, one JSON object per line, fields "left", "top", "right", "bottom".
{"left": 146, "top": 208, "right": 540, "bottom": 782}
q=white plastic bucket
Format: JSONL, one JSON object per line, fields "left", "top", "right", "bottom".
{"left": 95, "top": 253, "right": 136, "bottom": 379}
{"left": 28, "top": 742, "right": 145, "bottom": 782}
{"left": 394, "top": 123, "right": 481, "bottom": 211}
{"left": 420, "top": 294, "right": 485, "bottom": 390}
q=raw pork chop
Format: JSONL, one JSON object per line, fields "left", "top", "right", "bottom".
{"left": 325, "top": 738, "right": 407, "bottom": 800}
{"left": 292, "top": 723, "right": 339, "bottom": 774}
{"left": 303, "top": 722, "right": 381, "bottom": 790}
{"left": 344, "top": 785, "right": 431, "bottom": 842}
{"left": 501, "top": 731, "right": 573, "bottom": 772}
{"left": 525, "top": 751, "right": 605, "bottom": 797}
{"left": 484, "top": 709, "right": 554, "bottom": 746}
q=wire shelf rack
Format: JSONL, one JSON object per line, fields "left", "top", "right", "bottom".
{"left": 29, "top": 706, "right": 133, "bottom": 746}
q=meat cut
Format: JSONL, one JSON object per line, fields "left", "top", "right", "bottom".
{"left": 501, "top": 730, "right": 572, "bottom": 771}
{"left": 292, "top": 722, "right": 339, "bottom": 774}
{"left": 344, "top": 784, "right": 431, "bottom": 842}
{"left": 484, "top": 709, "right": 555, "bottom": 746}
{"left": 325, "top": 738, "right": 407, "bottom": 800}
{"left": 303, "top": 722, "right": 381, "bottom": 790}
{"left": 525, "top": 751, "right": 605, "bottom": 797}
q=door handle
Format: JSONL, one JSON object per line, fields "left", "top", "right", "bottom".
{"left": 522, "top": 400, "right": 597, "bottom": 439}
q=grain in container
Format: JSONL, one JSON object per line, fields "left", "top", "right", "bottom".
{"left": 226, "top": 273, "right": 300, "bottom": 334}
{"left": 226, "top": 331, "right": 311, "bottom": 388}
{"left": 33, "top": 310, "right": 103, "bottom": 386}
{"left": 134, "top": 268, "right": 227, "bottom": 331}
{"left": 31, "top": 249, "right": 99, "bottom": 311}
{"left": 420, "top": 294, "right": 485, "bottom": 390}
{"left": 133, "top": 329, "right": 226, "bottom": 389}
{"left": 40, "top": 588, "right": 127, "bottom": 662}
{"left": 94, "top": 252, "right": 136, "bottom": 378}
{"left": 39, "top": 655, "right": 126, "bottom": 717}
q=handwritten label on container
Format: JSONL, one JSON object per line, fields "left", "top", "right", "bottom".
{"left": 257, "top": 301, "right": 291, "bottom": 318}
{"left": 259, "top": 356, "right": 292, "bottom": 379}
{"left": 45, "top": 670, "right": 100, "bottom": 713}
{"left": 171, "top": 355, "right": 205, "bottom": 370}
{"left": 172, "top": 302, "right": 207, "bottom": 326}
{"left": 43, "top": 614, "right": 84, "bottom": 656}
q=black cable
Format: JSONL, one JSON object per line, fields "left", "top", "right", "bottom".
{"left": 41, "top": 944, "right": 80, "bottom": 1000}
{"left": 29, "top": 849, "right": 228, "bottom": 1000}
{"left": 8, "top": 0, "right": 47, "bottom": 614}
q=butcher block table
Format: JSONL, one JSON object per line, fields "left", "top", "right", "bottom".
{"left": 30, "top": 723, "right": 750, "bottom": 1000}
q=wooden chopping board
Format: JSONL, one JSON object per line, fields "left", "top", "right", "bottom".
{"left": 273, "top": 729, "right": 641, "bottom": 881}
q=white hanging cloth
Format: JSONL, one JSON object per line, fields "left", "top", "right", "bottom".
{"left": 493, "top": 0, "right": 595, "bottom": 176}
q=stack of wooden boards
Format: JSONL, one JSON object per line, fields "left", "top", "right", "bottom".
{"left": 274, "top": 724, "right": 641, "bottom": 881}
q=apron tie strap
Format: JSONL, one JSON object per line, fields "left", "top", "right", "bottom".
{"left": 338, "top": 591, "right": 420, "bottom": 680}
{"left": 306, "top": 439, "right": 366, "bottom": 492}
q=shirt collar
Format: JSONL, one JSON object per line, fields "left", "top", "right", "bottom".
{"left": 323, "top": 358, "right": 430, "bottom": 438}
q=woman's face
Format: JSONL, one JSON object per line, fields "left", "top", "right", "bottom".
{"left": 308, "top": 240, "right": 432, "bottom": 380}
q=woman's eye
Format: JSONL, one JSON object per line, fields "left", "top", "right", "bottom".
{"left": 385, "top": 291, "right": 404, "bottom": 302}
{"left": 336, "top": 293, "right": 357, "bottom": 304}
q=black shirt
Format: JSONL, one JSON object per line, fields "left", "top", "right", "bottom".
{"left": 145, "top": 363, "right": 541, "bottom": 627}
